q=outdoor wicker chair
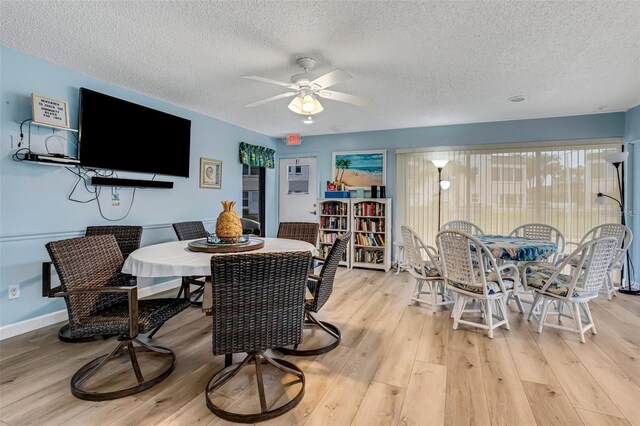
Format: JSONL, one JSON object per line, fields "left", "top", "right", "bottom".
{"left": 45, "top": 234, "right": 190, "bottom": 400}
{"left": 172, "top": 221, "right": 208, "bottom": 303}
{"left": 42, "top": 225, "right": 143, "bottom": 343}
{"left": 401, "top": 225, "right": 453, "bottom": 309}
{"left": 241, "top": 217, "right": 261, "bottom": 236}
{"left": 524, "top": 236, "right": 617, "bottom": 343}
{"left": 278, "top": 232, "right": 351, "bottom": 356}
{"left": 440, "top": 220, "right": 485, "bottom": 235}
{"left": 277, "top": 221, "right": 319, "bottom": 246}
{"left": 205, "top": 252, "right": 310, "bottom": 423}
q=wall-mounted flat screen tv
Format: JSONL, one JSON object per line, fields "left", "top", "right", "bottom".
{"left": 79, "top": 88, "right": 191, "bottom": 177}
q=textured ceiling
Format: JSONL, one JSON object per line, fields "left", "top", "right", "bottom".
{"left": 1, "top": 1, "right": 639, "bottom": 137}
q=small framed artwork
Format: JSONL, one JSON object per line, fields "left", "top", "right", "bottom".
{"left": 200, "top": 158, "right": 223, "bottom": 189}
{"left": 32, "top": 93, "right": 70, "bottom": 128}
{"left": 332, "top": 149, "right": 386, "bottom": 190}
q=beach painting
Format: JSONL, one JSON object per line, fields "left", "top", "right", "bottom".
{"left": 332, "top": 150, "right": 386, "bottom": 189}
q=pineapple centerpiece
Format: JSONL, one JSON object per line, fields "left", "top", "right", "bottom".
{"left": 215, "top": 201, "right": 243, "bottom": 243}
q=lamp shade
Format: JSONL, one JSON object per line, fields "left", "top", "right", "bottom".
{"left": 595, "top": 193, "right": 606, "bottom": 205}
{"left": 440, "top": 180, "right": 451, "bottom": 190}
{"left": 288, "top": 95, "right": 324, "bottom": 115}
{"left": 603, "top": 152, "right": 628, "bottom": 164}
{"left": 432, "top": 160, "right": 449, "bottom": 169}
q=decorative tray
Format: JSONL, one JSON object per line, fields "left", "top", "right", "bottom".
{"left": 187, "top": 237, "right": 265, "bottom": 253}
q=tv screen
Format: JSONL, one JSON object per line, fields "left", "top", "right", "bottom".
{"left": 79, "top": 88, "right": 191, "bottom": 177}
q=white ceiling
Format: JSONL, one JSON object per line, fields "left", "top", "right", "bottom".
{"left": 1, "top": 1, "right": 639, "bottom": 137}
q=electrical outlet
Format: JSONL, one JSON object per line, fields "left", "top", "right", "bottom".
{"left": 8, "top": 285, "right": 20, "bottom": 299}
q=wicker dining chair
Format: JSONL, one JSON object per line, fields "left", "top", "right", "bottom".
{"left": 523, "top": 236, "right": 617, "bottom": 343}
{"left": 45, "top": 235, "right": 190, "bottom": 400}
{"left": 560, "top": 224, "right": 633, "bottom": 301}
{"left": 171, "top": 221, "right": 208, "bottom": 302}
{"left": 401, "top": 225, "right": 454, "bottom": 309}
{"left": 441, "top": 220, "right": 485, "bottom": 235}
{"left": 205, "top": 252, "right": 310, "bottom": 423}
{"left": 42, "top": 225, "right": 143, "bottom": 343}
{"left": 278, "top": 232, "right": 351, "bottom": 356}
{"left": 509, "top": 223, "right": 565, "bottom": 263}
{"left": 277, "top": 222, "right": 320, "bottom": 246}
{"left": 436, "top": 230, "right": 520, "bottom": 338}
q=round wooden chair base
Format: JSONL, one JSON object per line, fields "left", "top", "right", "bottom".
{"left": 205, "top": 353, "right": 305, "bottom": 423}
{"left": 58, "top": 323, "right": 111, "bottom": 343}
{"left": 277, "top": 318, "right": 341, "bottom": 356}
{"left": 71, "top": 338, "right": 175, "bottom": 401}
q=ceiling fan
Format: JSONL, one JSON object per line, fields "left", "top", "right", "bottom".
{"left": 243, "top": 57, "right": 373, "bottom": 118}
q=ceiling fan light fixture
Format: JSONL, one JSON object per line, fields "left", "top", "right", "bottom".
{"left": 301, "top": 94, "right": 316, "bottom": 113}
{"left": 288, "top": 95, "right": 323, "bottom": 115}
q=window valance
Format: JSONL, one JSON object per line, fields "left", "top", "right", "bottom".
{"left": 239, "top": 142, "right": 275, "bottom": 169}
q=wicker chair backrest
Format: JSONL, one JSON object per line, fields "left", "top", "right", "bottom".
{"left": 277, "top": 222, "right": 319, "bottom": 246}
{"left": 579, "top": 237, "right": 618, "bottom": 293}
{"left": 311, "top": 232, "right": 351, "bottom": 312}
{"left": 401, "top": 226, "right": 442, "bottom": 279}
{"left": 46, "top": 235, "right": 125, "bottom": 330}
{"left": 173, "top": 221, "right": 208, "bottom": 241}
{"left": 436, "top": 230, "right": 505, "bottom": 297}
{"left": 85, "top": 225, "right": 143, "bottom": 259}
{"left": 510, "top": 223, "right": 566, "bottom": 256}
{"left": 441, "top": 220, "right": 485, "bottom": 235}
{"left": 209, "top": 252, "right": 311, "bottom": 355}
{"left": 579, "top": 223, "right": 632, "bottom": 268}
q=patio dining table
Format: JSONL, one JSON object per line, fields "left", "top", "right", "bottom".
{"left": 475, "top": 235, "right": 557, "bottom": 262}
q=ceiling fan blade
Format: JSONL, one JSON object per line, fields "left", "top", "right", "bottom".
{"left": 242, "top": 75, "right": 296, "bottom": 88}
{"left": 317, "top": 90, "right": 373, "bottom": 107}
{"left": 310, "top": 69, "right": 353, "bottom": 89}
{"left": 245, "top": 92, "right": 297, "bottom": 107}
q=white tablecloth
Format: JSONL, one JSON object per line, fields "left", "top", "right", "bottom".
{"left": 122, "top": 237, "right": 317, "bottom": 278}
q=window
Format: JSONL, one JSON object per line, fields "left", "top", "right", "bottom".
{"left": 396, "top": 140, "right": 622, "bottom": 246}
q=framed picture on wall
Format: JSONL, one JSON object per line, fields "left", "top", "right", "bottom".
{"left": 32, "top": 93, "right": 70, "bottom": 128}
{"left": 200, "top": 158, "right": 222, "bottom": 189}
{"left": 332, "top": 150, "right": 386, "bottom": 189}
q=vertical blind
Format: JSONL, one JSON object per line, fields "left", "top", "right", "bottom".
{"left": 396, "top": 140, "right": 622, "bottom": 247}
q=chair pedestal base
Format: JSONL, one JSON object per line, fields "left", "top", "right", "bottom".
{"left": 205, "top": 352, "right": 305, "bottom": 423}
{"left": 71, "top": 337, "right": 175, "bottom": 401}
{"left": 276, "top": 312, "right": 341, "bottom": 356}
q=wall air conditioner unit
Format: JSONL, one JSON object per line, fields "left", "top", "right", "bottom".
{"left": 287, "top": 164, "right": 309, "bottom": 194}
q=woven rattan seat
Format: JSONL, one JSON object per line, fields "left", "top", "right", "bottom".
{"left": 205, "top": 252, "right": 310, "bottom": 423}
{"left": 277, "top": 221, "right": 319, "bottom": 246}
{"left": 43, "top": 225, "right": 143, "bottom": 343}
{"left": 72, "top": 298, "right": 190, "bottom": 338}
{"left": 45, "top": 234, "right": 189, "bottom": 401}
{"left": 279, "top": 233, "right": 351, "bottom": 356}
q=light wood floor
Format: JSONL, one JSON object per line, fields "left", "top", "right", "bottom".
{"left": 1, "top": 267, "right": 640, "bottom": 426}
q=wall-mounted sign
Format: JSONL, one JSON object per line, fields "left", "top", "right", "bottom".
{"left": 32, "top": 93, "right": 70, "bottom": 128}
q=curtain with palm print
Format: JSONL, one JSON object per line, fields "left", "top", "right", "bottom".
{"left": 239, "top": 142, "right": 275, "bottom": 169}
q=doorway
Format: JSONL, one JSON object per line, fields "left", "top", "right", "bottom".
{"left": 242, "top": 165, "right": 266, "bottom": 235}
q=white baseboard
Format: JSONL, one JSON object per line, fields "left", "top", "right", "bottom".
{"left": 0, "top": 279, "right": 182, "bottom": 341}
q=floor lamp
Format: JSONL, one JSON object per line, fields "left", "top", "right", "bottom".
{"left": 597, "top": 150, "right": 637, "bottom": 295}
{"left": 432, "top": 160, "right": 450, "bottom": 231}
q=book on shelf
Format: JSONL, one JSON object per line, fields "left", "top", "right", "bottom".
{"left": 354, "top": 248, "right": 385, "bottom": 264}
{"left": 353, "top": 202, "right": 385, "bottom": 217}
{"left": 321, "top": 201, "right": 348, "bottom": 216}
{"left": 355, "top": 218, "right": 385, "bottom": 232}
{"left": 355, "top": 232, "right": 385, "bottom": 247}
{"left": 321, "top": 216, "right": 347, "bottom": 230}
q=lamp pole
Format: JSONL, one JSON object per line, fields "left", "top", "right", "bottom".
{"left": 437, "top": 167, "right": 443, "bottom": 231}
{"left": 601, "top": 150, "right": 636, "bottom": 295}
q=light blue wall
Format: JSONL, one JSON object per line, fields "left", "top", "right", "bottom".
{"left": 0, "top": 47, "right": 277, "bottom": 327}
{"left": 278, "top": 113, "right": 626, "bottom": 264}
{"left": 625, "top": 104, "right": 640, "bottom": 282}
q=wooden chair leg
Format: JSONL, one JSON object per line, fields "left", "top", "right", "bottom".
{"left": 573, "top": 302, "right": 585, "bottom": 343}
{"left": 486, "top": 299, "right": 494, "bottom": 339}
{"left": 582, "top": 302, "right": 597, "bottom": 335}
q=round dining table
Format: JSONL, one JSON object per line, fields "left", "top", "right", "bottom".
{"left": 122, "top": 237, "right": 318, "bottom": 278}
{"left": 475, "top": 235, "right": 558, "bottom": 262}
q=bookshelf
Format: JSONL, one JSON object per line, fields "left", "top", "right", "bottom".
{"left": 317, "top": 199, "right": 351, "bottom": 267}
{"left": 351, "top": 198, "right": 392, "bottom": 271}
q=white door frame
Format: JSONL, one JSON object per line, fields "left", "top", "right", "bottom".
{"left": 277, "top": 154, "right": 319, "bottom": 225}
